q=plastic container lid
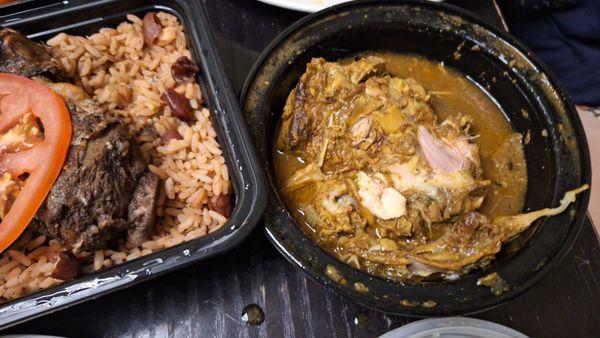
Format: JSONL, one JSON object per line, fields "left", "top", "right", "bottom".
{"left": 380, "top": 317, "right": 529, "bottom": 338}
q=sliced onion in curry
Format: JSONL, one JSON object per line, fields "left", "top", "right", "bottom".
{"left": 417, "top": 126, "right": 468, "bottom": 173}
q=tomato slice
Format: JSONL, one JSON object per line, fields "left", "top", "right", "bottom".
{"left": 0, "top": 73, "right": 71, "bottom": 252}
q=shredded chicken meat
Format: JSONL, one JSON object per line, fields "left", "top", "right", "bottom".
{"left": 274, "top": 56, "right": 586, "bottom": 281}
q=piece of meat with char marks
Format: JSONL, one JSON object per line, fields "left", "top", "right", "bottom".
{"left": 127, "top": 173, "right": 160, "bottom": 245}
{"left": 0, "top": 28, "right": 59, "bottom": 78}
{"left": 35, "top": 99, "right": 159, "bottom": 252}
{"left": 0, "top": 28, "right": 159, "bottom": 252}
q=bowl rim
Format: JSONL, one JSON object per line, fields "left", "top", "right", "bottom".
{"left": 240, "top": 0, "right": 592, "bottom": 316}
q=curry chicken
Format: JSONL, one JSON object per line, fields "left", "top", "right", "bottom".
{"left": 274, "top": 55, "right": 587, "bottom": 281}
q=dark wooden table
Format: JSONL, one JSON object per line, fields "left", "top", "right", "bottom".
{"left": 6, "top": 0, "right": 600, "bottom": 337}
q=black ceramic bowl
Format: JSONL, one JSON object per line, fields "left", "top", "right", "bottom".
{"left": 241, "top": 0, "right": 591, "bottom": 316}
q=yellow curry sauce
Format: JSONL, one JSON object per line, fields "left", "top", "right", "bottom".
{"left": 274, "top": 54, "right": 529, "bottom": 281}
{"left": 380, "top": 54, "right": 527, "bottom": 218}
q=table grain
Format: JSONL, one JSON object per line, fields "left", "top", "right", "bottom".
{"left": 5, "top": 0, "right": 600, "bottom": 337}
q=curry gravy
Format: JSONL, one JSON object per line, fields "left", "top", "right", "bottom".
{"left": 380, "top": 53, "right": 526, "bottom": 218}
{"left": 274, "top": 54, "right": 527, "bottom": 223}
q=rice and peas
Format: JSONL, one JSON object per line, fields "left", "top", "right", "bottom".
{"left": 0, "top": 13, "right": 230, "bottom": 301}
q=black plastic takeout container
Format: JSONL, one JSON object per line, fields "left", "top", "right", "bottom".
{"left": 0, "top": 0, "right": 266, "bottom": 329}
{"left": 241, "top": 0, "right": 591, "bottom": 317}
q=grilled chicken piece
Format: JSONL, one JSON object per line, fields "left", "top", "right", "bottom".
{"left": 0, "top": 28, "right": 159, "bottom": 252}
{"left": 127, "top": 173, "right": 160, "bottom": 245}
{"left": 0, "top": 28, "right": 59, "bottom": 78}
{"left": 36, "top": 99, "right": 159, "bottom": 252}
